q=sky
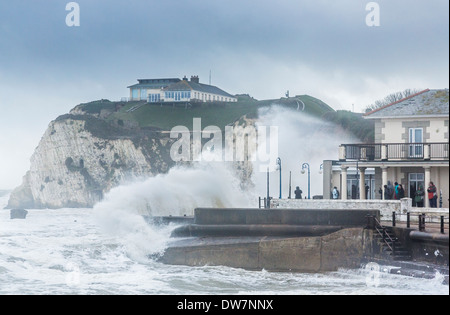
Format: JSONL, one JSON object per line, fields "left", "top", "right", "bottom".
{"left": 0, "top": 0, "right": 448, "bottom": 190}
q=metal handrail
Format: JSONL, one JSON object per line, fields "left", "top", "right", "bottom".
{"left": 391, "top": 211, "right": 449, "bottom": 233}
{"left": 373, "top": 216, "right": 396, "bottom": 253}
{"left": 341, "top": 142, "right": 449, "bottom": 161}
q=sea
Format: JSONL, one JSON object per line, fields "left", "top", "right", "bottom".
{"left": 0, "top": 192, "right": 448, "bottom": 296}
{"left": 1, "top": 108, "right": 448, "bottom": 295}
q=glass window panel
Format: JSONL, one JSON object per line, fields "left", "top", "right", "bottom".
{"left": 415, "top": 129, "right": 423, "bottom": 142}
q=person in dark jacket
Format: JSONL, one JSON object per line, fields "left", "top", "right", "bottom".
{"left": 397, "top": 184, "right": 405, "bottom": 199}
{"left": 294, "top": 186, "right": 303, "bottom": 200}
{"left": 415, "top": 185, "right": 425, "bottom": 207}
{"left": 410, "top": 184, "right": 417, "bottom": 206}
{"left": 427, "top": 182, "right": 437, "bottom": 208}
{"left": 386, "top": 181, "right": 394, "bottom": 200}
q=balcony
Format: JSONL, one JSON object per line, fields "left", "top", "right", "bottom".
{"left": 339, "top": 143, "right": 449, "bottom": 162}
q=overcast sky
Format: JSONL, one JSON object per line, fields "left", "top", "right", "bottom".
{"left": 0, "top": 0, "right": 448, "bottom": 189}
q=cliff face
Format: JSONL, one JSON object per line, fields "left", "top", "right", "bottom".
{"left": 7, "top": 96, "right": 357, "bottom": 210}
{"left": 7, "top": 115, "right": 174, "bottom": 209}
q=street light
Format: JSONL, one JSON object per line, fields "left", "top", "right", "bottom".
{"left": 301, "top": 163, "right": 311, "bottom": 199}
{"left": 266, "top": 167, "right": 270, "bottom": 209}
{"left": 276, "top": 157, "right": 282, "bottom": 199}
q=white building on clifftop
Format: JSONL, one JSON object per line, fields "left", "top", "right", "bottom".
{"left": 128, "top": 76, "right": 237, "bottom": 103}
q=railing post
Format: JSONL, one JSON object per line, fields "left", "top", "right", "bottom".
{"left": 419, "top": 215, "right": 423, "bottom": 231}
{"left": 392, "top": 211, "right": 396, "bottom": 227}
{"left": 422, "top": 213, "right": 426, "bottom": 231}
{"left": 381, "top": 145, "right": 387, "bottom": 161}
{"left": 406, "top": 212, "right": 410, "bottom": 228}
{"left": 441, "top": 216, "right": 445, "bottom": 234}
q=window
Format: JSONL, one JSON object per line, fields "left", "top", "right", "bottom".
{"left": 346, "top": 177, "right": 359, "bottom": 200}
{"left": 132, "top": 89, "right": 139, "bottom": 100}
{"left": 141, "top": 89, "right": 147, "bottom": 100}
{"left": 409, "top": 128, "right": 423, "bottom": 158}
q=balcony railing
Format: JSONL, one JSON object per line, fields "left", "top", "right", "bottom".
{"left": 340, "top": 143, "right": 449, "bottom": 162}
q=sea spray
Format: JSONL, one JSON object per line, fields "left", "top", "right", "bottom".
{"left": 93, "top": 160, "right": 255, "bottom": 261}
{"left": 92, "top": 105, "right": 357, "bottom": 260}
{"left": 253, "top": 105, "right": 357, "bottom": 198}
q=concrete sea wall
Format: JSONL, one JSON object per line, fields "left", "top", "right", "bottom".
{"left": 162, "top": 228, "right": 371, "bottom": 272}
{"left": 162, "top": 208, "right": 379, "bottom": 272}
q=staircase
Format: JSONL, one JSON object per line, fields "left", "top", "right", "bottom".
{"left": 373, "top": 221, "right": 412, "bottom": 261}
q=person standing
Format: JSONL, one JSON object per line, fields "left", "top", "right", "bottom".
{"left": 410, "top": 184, "right": 417, "bottom": 206}
{"left": 394, "top": 182, "right": 399, "bottom": 199}
{"left": 397, "top": 184, "right": 405, "bottom": 199}
{"left": 332, "top": 187, "right": 340, "bottom": 200}
{"left": 415, "top": 185, "right": 425, "bottom": 208}
{"left": 427, "top": 182, "right": 438, "bottom": 208}
{"left": 294, "top": 186, "right": 303, "bottom": 200}
{"left": 386, "top": 181, "right": 394, "bottom": 200}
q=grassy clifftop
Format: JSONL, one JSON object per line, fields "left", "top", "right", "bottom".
{"left": 71, "top": 95, "right": 373, "bottom": 142}
{"left": 73, "top": 95, "right": 334, "bottom": 130}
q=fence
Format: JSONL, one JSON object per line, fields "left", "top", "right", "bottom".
{"left": 341, "top": 143, "right": 449, "bottom": 161}
{"left": 391, "top": 211, "right": 449, "bottom": 234}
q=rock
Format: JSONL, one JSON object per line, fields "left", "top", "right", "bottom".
{"left": 10, "top": 209, "right": 28, "bottom": 219}
{"left": 7, "top": 115, "right": 175, "bottom": 209}
{"left": 7, "top": 111, "right": 257, "bottom": 209}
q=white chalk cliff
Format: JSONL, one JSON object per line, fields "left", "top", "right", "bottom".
{"left": 7, "top": 114, "right": 173, "bottom": 209}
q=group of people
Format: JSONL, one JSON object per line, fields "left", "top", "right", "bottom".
{"left": 381, "top": 181, "right": 405, "bottom": 200}
{"left": 380, "top": 181, "right": 438, "bottom": 208}
{"left": 293, "top": 181, "right": 439, "bottom": 208}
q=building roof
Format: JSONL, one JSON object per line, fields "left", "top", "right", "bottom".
{"left": 127, "top": 78, "right": 180, "bottom": 89}
{"left": 163, "top": 80, "right": 236, "bottom": 98}
{"left": 364, "top": 89, "right": 449, "bottom": 119}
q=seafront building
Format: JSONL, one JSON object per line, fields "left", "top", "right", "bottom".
{"left": 323, "top": 89, "right": 449, "bottom": 208}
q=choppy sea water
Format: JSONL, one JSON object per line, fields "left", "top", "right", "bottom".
{"left": 0, "top": 194, "right": 448, "bottom": 295}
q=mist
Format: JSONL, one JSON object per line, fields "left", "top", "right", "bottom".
{"left": 253, "top": 106, "right": 357, "bottom": 199}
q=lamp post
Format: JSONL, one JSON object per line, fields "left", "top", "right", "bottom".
{"left": 301, "top": 163, "right": 311, "bottom": 199}
{"left": 266, "top": 167, "right": 270, "bottom": 209}
{"left": 276, "top": 157, "right": 282, "bottom": 199}
{"left": 288, "top": 171, "right": 292, "bottom": 199}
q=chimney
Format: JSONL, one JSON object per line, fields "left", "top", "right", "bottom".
{"left": 190, "top": 75, "right": 200, "bottom": 84}
{"left": 183, "top": 76, "right": 188, "bottom": 81}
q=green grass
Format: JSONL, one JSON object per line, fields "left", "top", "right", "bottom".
{"left": 68, "top": 95, "right": 374, "bottom": 142}
{"left": 93, "top": 95, "right": 336, "bottom": 131}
